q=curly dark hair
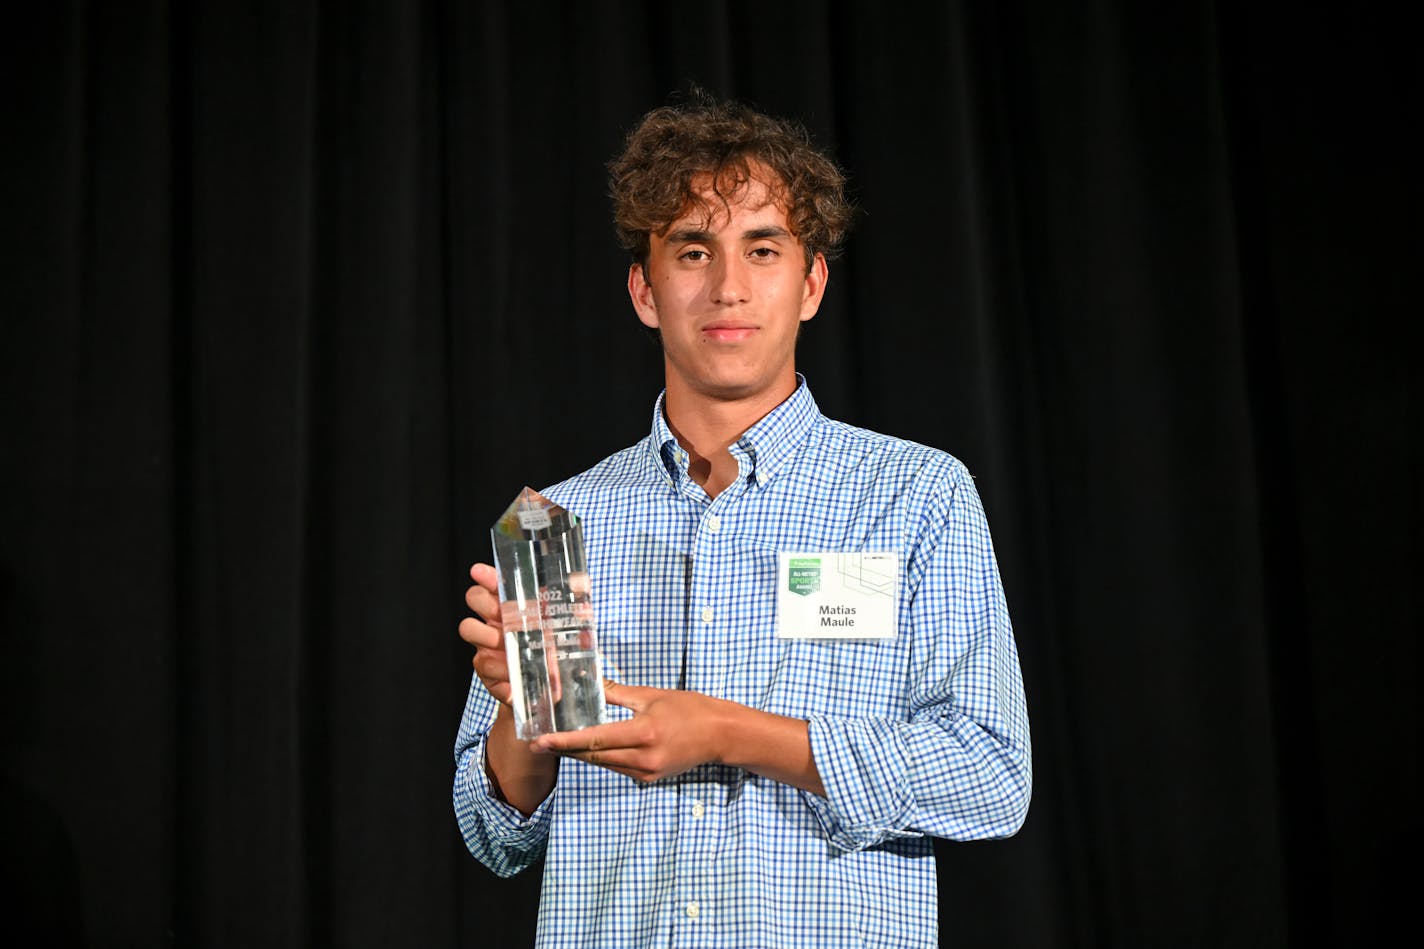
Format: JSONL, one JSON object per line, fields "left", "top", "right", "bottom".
{"left": 608, "top": 95, "right": 853, "bottom": 271}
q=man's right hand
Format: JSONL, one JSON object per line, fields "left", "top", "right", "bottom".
{"left": 459, "top": 563, "right": 513, "bottom": 705}
{"left": 458, "top": 561, "right": 559, "bottom": 815}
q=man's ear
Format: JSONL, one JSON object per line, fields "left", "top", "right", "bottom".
{"left": 628, "top": 263, "right": 659, "bottom": 329}
{"left": 799, "top": 253, "right": 829, "bottom": 323}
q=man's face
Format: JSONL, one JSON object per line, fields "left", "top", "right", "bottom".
{"left": 628, "top": 170, "right": 828, "bottom": 406}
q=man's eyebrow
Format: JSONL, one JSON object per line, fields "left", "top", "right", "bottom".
{"left": 666, "top": 228, "right": 714, "bottom": 244}
{"left": 743, "top": 226, "right": 791, "bottom": 241}
{"left": 663, "top": 225, "right": 792, "bottom": 245}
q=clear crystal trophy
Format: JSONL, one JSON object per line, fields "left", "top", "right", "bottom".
{"left": 490, "top": 487, "right": 607, "bottom": 739}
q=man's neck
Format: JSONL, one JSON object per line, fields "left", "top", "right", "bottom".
{"left": 663, "top": 375, "right": 798, "bottom": 499}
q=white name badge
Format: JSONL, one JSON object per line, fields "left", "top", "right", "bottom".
{"left": 776, "top": 551, "right": 899, "bottom": 640}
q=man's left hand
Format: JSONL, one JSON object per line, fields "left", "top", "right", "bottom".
{"left": 529, "top": 681, "right": 732, "bottom": 783}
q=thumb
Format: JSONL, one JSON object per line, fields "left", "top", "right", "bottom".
{"left": 602, "top": 679, "right": 650, "bottom": 713}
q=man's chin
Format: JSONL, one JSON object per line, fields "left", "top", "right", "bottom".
{"left": 691, "top": 375, "right": 797, "bottom": 405}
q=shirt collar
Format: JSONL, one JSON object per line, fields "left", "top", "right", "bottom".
{"left": 646, "top": 375, "right": 822, "bottom": 490}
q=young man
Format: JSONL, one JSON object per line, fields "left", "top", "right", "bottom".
{"left": 455, "top": 97, "right": 1031, "bottom": 948}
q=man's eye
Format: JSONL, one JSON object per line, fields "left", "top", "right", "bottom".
{"left": 750, "top": 247, "right": 778, "bottom": 259}
{"left": 681, "top": 250, "right": 708, "bottom": 261}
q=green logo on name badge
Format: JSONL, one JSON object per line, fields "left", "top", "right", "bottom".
{"left": 788, "top": 557, "right": 821, "bottom": 597}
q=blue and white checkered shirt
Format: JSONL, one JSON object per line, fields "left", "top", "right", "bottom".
{"left": 455, "top": 380, "right": 1031, "bottom": 948}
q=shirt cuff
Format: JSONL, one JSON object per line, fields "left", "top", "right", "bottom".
{"left": 455, "top": 734, "right": 556, "bottom": 847}
{"left": 800, "top": 715, "right": 924, "bottom": 852}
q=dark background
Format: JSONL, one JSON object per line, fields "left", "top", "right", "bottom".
{"left": 2, "top": 2, "right": 1417, "bottom": 946}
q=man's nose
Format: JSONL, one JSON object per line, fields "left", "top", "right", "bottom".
{"left": 709, "top": 256, "right": 749, "bottom": 305}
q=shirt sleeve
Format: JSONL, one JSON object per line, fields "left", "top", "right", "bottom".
{"left": 799, "top": 462, "right": 1032, "bottom": 852}
{"left": 452, "top": 675, "right": 557, "bottom": 877}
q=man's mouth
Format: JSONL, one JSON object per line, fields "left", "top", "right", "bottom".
{"left": 702, "top": 323, "right": 758, "bottom": 343}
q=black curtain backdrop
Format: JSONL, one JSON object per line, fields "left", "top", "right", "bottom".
{"left": 3, "top": 2, "right": 1417, "bottom": 946}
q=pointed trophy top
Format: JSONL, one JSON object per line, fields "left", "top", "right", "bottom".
{"left": 492, "top": 487, "right": 578, "bottom": 538}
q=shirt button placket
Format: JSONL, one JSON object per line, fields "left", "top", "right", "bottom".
{"left": 681, "top": 502, "right": 724, "bottom": 933}
{"left": 679, "top": 791, "right": 712, "bottom": 926}
{"left": 698, "top": 513, "right": 719, "bottom": 629}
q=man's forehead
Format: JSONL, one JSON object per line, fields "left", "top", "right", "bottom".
{"left": 661, "top": 170, "right": 792, "bottom": 236}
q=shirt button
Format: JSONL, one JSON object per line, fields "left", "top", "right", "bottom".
{"left": 701, "top": 607, "right": 714, "bottom": 624}
{"left": 706, "top": 514, "right": 721, "bottom": 532}
{"left": 691, "top": 801, "right": 705, "bottom": 819}
{"left": 685, "top": 901, "right": 700, "bottom": 919}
